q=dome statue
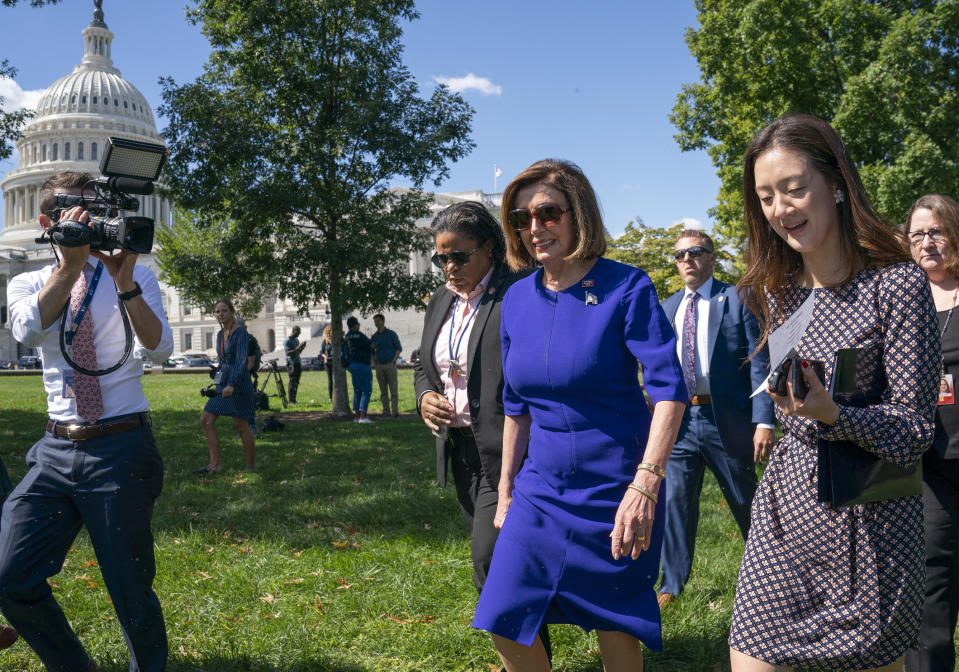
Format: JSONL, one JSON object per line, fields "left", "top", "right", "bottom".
{"left": 0, "top": 0, "right": 168, "bottom": 249}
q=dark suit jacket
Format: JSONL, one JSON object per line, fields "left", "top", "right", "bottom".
{"left": 414, "top": 264, "right": 527, "bottom": 489}
{"left": 661, "top": 278, "right": 775, "bottom": 459}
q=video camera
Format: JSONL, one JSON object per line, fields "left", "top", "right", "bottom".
{"left": 38, "top": 137, "right": 167, "bottom": 254}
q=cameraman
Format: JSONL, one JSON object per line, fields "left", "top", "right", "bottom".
{"left": 1, "top": 171, "right": 173, "bottom": 672}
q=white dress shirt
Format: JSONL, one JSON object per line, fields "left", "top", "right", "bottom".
{"left": 674, "top": 276, "right": 713, "bottom": 396}
{"left": 8, "top": 256, "right": 174, "bottom": 422}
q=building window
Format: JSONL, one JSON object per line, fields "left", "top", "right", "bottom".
{"left": 268, "top": 329, "right": 276, "bottom": 353}
{"left": 182, "top": 300, "right": 192, "bottom": 317}
{"left": 114, "top": 99, "right": 119, "bottom": 106}
{"left": 64, "top": 143, "right": 70, "bottom": 160}
{"left": 42, "top": 145, "right": 46, "bottom": 161}
{"left": 204, "top": 330, "right": 214, "bottom": 350}
{"left": 124, "top": 101, "right": 128, "bottom": 108}
{"left": 77, "top": 142, "right": 84, "bottom": 160}
{"left": 160, "top": 293, "right": 169, "bottom": 316}
{"left": 29, "top": 195, "right": 35, "bottom": 219}
{"left": 91, "top": 142, "right": 97, "bottom": 160}
{"left": 183, "top": 332, "right": 193, "bottom": 351}
{"left": 82, "top": 95, "right": 87, "bottom": 104}
{"left": 52, "top": 144, "right": 58, "bottom": 160}
{"left": 93, "top": 96, "right": 98, "bottom": 104}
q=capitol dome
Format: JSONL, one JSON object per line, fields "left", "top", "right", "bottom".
{"left": 0, "top": 1, "right": 169, "bottom": 249}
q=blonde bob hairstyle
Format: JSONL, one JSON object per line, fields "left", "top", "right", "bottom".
{"left": 903, "top": 194, "right": 959, "bottom": 280}
{"left": 501, "top": 159, "right": 607, "bottom": 271}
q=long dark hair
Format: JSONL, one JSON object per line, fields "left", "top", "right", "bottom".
{"left": 738, "top": 114, "right": 908, "bottom": 348}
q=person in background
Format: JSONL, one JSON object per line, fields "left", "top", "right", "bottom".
{"left": 195, "top": 298, "right": 256, "bottom": 473}
{"left": 903, "top": 194, "right": 959, "bottom": 672}
{"left": 472, "top": 159, "right": 687, "bottom": 672}
{"left": 284, "top": 325, "right": 306, "bottom": 404}
{"left": 657, "top": 229, "right": 775, "bottom": 607}
{"left": 729, "top": 113, "right": 937, "bottom": 672}
{"left": 321, "top": 325, "right": 334, "bottom": 401}
{"left": 371, "top": 314, "right": 402, "bottom": 417}
{"left": 343, "top": 316, "right": 373, "bottom": 423}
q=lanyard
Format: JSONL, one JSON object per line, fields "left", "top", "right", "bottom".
{"left": 941, "top": 287, "right": 959, "bottom": 375}
{"left": 64, "top": 261, "right": 104, "bottom": 347}
{"left": 448, "top": 294, "right": 482, "bottom": 375}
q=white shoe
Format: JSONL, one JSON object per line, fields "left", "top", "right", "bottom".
{"left": 358, "top": 418, "right": 374, "bottom": 424}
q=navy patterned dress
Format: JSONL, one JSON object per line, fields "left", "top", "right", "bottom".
{"left": 472, "top": 258, "right": 687, "bottom": 649}
{"left": 204, "top": 325, "right": 254, "bottom": 419}
{"left": 729, "top": 263, "right": 939, "bottom": 669}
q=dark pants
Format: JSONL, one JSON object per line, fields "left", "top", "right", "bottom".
{"left": 660, "top": 404, "right": 757, "bottom": 596}
{"left": 906, "top": 452, "right": 959, "bottom": 672}
{"left": 325, "top": 362, "right": 333, "bottom": 399}
{"left": 287, "top": 361, "right": 302, "bottom": 402}
{"left": 0, "top": 424, "right": 167, "bottom": 672}
{"left": 447, "top": 429, "right": 551, "bottom": 659}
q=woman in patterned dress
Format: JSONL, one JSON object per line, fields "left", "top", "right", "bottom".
{"left": 195, "top": 298, "right": 256, "bottom": 473}
{"left": 729, "top": 114, "right": 939, "bottom": 671}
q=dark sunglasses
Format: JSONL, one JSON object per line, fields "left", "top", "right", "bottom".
{"left": 431, "top": 247, "right": 480, "bottom": 269}
{"left": 507, "top": 203, "right": 572, "bottom": 231}
{"left": 672, "top": 246, "right": 713, "bottom": 261}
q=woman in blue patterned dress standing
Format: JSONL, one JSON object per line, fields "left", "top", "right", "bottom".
{"left": 195, "top": 298, "right": 256, "bottom": 473}
{"left": 472, "top": 159, "right": 687, "bottom": 671}
{"left": 729, "top": 114, "right": 939, "bottom": 671}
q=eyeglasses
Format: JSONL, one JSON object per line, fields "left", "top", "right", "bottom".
{"left": 507, "top": 203, "right": 572, "bottom": 232}
{"left": 908, "top": 228, "right": 947, "bottom": 247}
{"left": 431, "top": 248, "right": 480, "bottom": 269}
{"left": 673, "top": 246, "right": 713, "bottom": 261}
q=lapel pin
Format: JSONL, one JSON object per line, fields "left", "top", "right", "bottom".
{"left": 487, "top": 287, "right": 495, "bottom": 295}
{"left": 582, "top": 279, "right": 594, "bottom": 288}
{"left": 585, "top": 291, "right": 598, "bottom": 306}
{"left": 718, "top": 296, "right": 724, "bottom": 303}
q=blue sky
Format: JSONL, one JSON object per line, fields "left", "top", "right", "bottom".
{"left": 0, "top": 0, "right": 720, "bottom": 238}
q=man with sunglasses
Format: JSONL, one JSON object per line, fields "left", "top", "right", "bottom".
{"left": 657, "top": 229, "right": 775, "bottom": 608}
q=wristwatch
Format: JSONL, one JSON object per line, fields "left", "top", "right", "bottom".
{"left": 117, "top": 282, "right": 142, "bottom": 301}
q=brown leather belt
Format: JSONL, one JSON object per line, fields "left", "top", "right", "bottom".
{"left": 690, "top": 395, "right": 711, "bottom": 406}
{"left": 47, "top": 413, "right": 151, "bottom": 442}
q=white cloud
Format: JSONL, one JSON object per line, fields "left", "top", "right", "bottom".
{"left": 0, "top": 77, "right": 44, "bottom": 113}
{"left": 434, "top": 73, "right": 502, "bottom": 96}
{"left": 672, "top": 217, "right": 703, "bottom": 229}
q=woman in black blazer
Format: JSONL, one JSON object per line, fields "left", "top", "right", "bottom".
{"left": 414, "top": 201, "right": 526, "bottom": 595}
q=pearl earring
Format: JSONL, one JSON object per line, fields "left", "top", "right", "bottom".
{"left": 834, "top": 189, "right": 845, "bottom": 204}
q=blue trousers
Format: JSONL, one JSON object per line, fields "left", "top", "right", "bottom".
{"left": 0, "top": 424, "right": 167, "bottom": 672}
{"left": 659, "top": 404, "right": 757, "bottom": 596}
{"left": 348, "top": 362, "right": 372, "bottom": 412}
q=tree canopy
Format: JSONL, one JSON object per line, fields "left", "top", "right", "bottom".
{"left": 157, "top": 0, "right": 473, "bottom": 415}
{"left": 0, "top": 60, "right": 32, "bottom": 162}
{"left": 672, "top": 0, "right": 959, "bottom": 274}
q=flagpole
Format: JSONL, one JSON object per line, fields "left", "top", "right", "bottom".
{"left": 493, "top": 164, "right": 498, "bottom": 194}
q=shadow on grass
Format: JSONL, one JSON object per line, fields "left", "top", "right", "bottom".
{"left": 95, "top": 654, "right": 368, "bottom": 672}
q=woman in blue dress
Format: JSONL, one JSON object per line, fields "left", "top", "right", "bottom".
{"left": 195, "top": 298, "right": 256, "bottom": 473}
{"left": 472, "top": 159, "right": 687, "bottom": 671}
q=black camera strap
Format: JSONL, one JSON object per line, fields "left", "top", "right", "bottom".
{"left": 57, "top": 264, "right": 134, "bottom": 377}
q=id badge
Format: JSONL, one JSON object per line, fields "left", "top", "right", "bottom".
{"left": 939, "top": 373, "right": 955, "bottom": 406}
{"left": 213, "top": 370, "right": 223, "bottom": 385}
{"left": 63, "top": 369, "right": 76, "bottom": 399}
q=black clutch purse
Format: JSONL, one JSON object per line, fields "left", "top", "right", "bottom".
{"left": 816, "top": 348, "right": 923, "bottom": 507}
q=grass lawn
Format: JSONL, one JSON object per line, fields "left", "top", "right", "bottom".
{"left": 0, "top": 370, "right": 754, "bottom": 670}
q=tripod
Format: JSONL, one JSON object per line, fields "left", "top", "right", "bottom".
{"left": 258, "top": 360, "right": 288, "bottom": 408}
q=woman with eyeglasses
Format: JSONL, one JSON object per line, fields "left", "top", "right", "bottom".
{"left": 412, "top": 201, "right": 556, "bottom": 656}
{"left": 728, "top": 114, "right": 938, "bottom": 672}
{"left": 902, "top": 194, "right": 959, "bottom": 672}
{"left": 471, "top": 159, "right": 687, "bottom": 672}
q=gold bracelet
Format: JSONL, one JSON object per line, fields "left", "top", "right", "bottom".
{"left": 627, "top": 482, "right": 659, "bottom": 504}
{"left": 635, "top": 462, "right": 666, "bottom": 479}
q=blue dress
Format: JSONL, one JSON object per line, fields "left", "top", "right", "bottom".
{"left": 472, "top": 257, "right": 686, "bottom": 649}
{"left": 204, "top": 325, "right": 254, "bottom": 419}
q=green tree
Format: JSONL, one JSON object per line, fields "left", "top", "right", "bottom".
{"left": 672, "top": 0, "right": 959, "bottom": 274}
{"left": 0, "top": 60, "right": 33, "bottom": 162}
{"left": 157, "top": 0, "right": 473, "bottom": 416}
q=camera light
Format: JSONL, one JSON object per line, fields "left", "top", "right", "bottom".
{"left": 99, "top": 137, "right": 167, "bottom": 181}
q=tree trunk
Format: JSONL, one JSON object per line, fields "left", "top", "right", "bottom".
{"left": 328, "top": 272, "right": 352, "bottom": 418}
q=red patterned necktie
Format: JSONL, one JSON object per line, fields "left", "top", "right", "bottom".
{"left": 70, "top": 263, "right": 104, "bottom": 423}
{"left": 682, "top": 291, "right": 699, "bottom": 400}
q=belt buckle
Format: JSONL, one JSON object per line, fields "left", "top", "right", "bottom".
{"left": 64, "top": 423, "right": 85, "bottom": 441}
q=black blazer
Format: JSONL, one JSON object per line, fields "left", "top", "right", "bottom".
{"left": 414, "top": 264, "right": 528, "bottom": 489}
